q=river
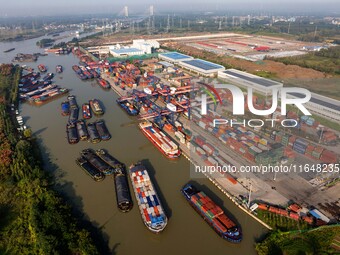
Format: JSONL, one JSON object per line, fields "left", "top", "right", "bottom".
{"left": 0, "top": 33, "right": 267, "bottom": 255}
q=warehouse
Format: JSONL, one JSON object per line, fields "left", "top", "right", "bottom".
{"left": 218, "top": 69, "right": 283, "bottom": 95}
{"left": 158, "top": 52, "right": 193, "bottom": 63}
{"left": 109, "top": 47, "right": 144, "bottom": 57}
{"left": 287, "top": 92, "right": 340, "bottom": 122}
{"left": 178, "top": 59, "right": 225, "bottom": 77}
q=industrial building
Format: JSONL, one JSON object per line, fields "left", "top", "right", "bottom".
{"left": 132, "top": 39, "right": 160, "bottom": 54}
{"left": 287, "top": 92, "right": 340, "bottom": 122}
{"left": 178, "top": 59, "right": 225, "bottom": 77}
{"left": 109, "top": 47, "right": 144, "bottom": 57}
{"left": 158, "top": 52, "right": 193, "bottom": 63}
{"left": 218, "top": 69, "right": 283, "bottom": 95}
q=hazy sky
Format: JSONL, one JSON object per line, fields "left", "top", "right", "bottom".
{"left": 1, "top": 0, "right": 340, "bottom": 16}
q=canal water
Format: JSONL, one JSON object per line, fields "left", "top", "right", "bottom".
{"left": 0, "top": 34, "right": 267, "bottom": 255}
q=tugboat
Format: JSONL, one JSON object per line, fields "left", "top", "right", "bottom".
{"left": 61, "top": 101, "right": 70, "bottom": 116}
{"left": 38, "top": 64, "right": 47, "bottom": 72}
{"left": 89, "top": 99, "right": 104, "bottom": 115}
{"left": 129, "top": 162, "right": 168, "bottom": 233}
{"left": 76, "top": 157, "right": 105, "bottom": 181}
{"left": 56, "top": 65, "right": 63, "bottom": 73}
{"left": 82, "top": 103, "right": 91, "bottom": 119}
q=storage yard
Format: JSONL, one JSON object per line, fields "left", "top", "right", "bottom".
{"left": 72, "top": 46, "right": 339, "bottom": 226}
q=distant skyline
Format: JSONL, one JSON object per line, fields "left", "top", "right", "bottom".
{"left": 1, "top": 0, "right": 340, "bottom": 17}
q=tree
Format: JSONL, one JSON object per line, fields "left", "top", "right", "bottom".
{"left": 23, "top": 128, "right": 32, "bottom": 138}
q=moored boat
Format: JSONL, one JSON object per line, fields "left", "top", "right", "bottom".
{"left": 61, "top": 101, "right": 70, "bottom": 116}
{"left": 38, "top": 64, "right": 47, "bottom": 72}
{"left": 56, "top": 65, "right": 63, "bottom": 73}
{"left": 97, "top": 78, "right": 110, "bottom": 89}
{"left": 139, "top": 121, "right": 181, "bottom": 159}
{"left": 96, "top": 149, "right": 133, "bottom": 212}
{"left": 117, "top": 98, "right": 139, "bottom": 116}
{"left": 66, "top": 123, "right": 79, "bottom": 144}
{"left": 82, "top": 103, "right": 91, "bottom": 119}
{"left": 76, "top": 120, "right": 89, "bottom": 141}
{"left": 68, "top": 107, "right": 79, "bottom": 124}
{"left": 76, "top": 157, "right": 105, "bottom": 181}
{"left": 181, "top": 184, "right": 242, "bottom": 243}
{"left": 81, "top": 149, "right": 114, "bottom": 175}
{"left": 87, "top": 122, "right": 101, "bottom": 144}
{"left": 95, "top": 120, "right": 111, "bottom": 141}
{"left": 4, "top": 48, "right": 15, "bottom": 53}
{"left": 68, "top": 95, "right": 78, "bottom": 109}
{"left": 129, "top": 163, "right": 168, "bottom": 233}
{"left": 89, "top": 99, "right": 104, "bottom": 115}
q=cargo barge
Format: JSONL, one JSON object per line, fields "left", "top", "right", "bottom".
{"left": 82, "top": 103, "right": 91, "bottom": 119}
{"left": 89, "top": 99, "right": 104, "bottom": 115}
{"left": 31, "top": 88, "right": 69, "bottom": 104}
{"left": 76, "top": 157, "right": 105, "bottom": 182}
{"left": 129, "top": 163, "right": 167, "bottom": 233}
{"left": 139, "top": 121, "right": 181, "bottom": 159}
{"left": 68, "top": 107, "right": 79, "bottom": 124}
{"left": 4, "top": 48, "right": 15, "bottom": 53}
{"left": 181, "top": 184, "right": 242, "bottom": 243}
{"left": 66, "top": 123, "right": 79, "bottom": 144}
{"left": 116, "top": 99, "right": 139, "bottom": 116}
{"left": 68, "top": 95, "right": 78, "bottom": 109}
{"left": 96, "top": 149, "right": 133, "bottom": 212}
{"left": 76, "top": 120, "right": 89, "bottom": 141}
{"left": 87, "top": 122, "right": 101, "bottom": 144}
{"left": 61, "top": 101, "right": 70, "bottom": 116}
{"left": 95, "top": 120, "right": 111, "bottom": 141}
{"left": 81, "top": 149, "right": 114, "bottom": 175}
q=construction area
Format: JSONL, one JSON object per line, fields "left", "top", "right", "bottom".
{"left": 75, "top": 46, "right": 340, "bottom": 226}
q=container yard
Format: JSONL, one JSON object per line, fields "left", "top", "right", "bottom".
{"left": 68, "top": 45, "right": 340, "bottom": 225}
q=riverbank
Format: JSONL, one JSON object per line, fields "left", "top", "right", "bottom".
{"left": 0, "top": 64, "right": 106, "bottom": 254}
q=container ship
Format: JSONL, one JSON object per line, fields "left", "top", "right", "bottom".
{"left": 181, "top": 184, "right": 242, "bottom": 243}
{"left": 129, "top": 163, "right": 168, "bottom": 233}
{"left": 96, "top": 149, "right": 133, "bottom": 212}
{"left": 89, "top": 99, "right": 104, "bottom": 115}
{"left": 82, "top": 103, "right": 91, "bottom": 119}
{"left": 116, "top": 98, "right": 139, "bottom": 116}
{"left": 38, "top": 64, "right": 47, "bottom": 72}
{"left": 139, "top": 121, "right": 181, "bottom": 159}
{"left": 76, "top": 157, "right": 105, "bottom": 182}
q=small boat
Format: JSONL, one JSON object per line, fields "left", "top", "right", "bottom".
{"left": 4, "top": 48, "right": 15, "bottom": 53}
{"left": 97, "top": 78, "right": 110, "bottom": 89}
{"left": 38, "top": 64, "right": 47, "bottom": 72}
{"left": 81, "top": 149, "right": 114, "bottom": 175}
{"left": 95, "top": 120, "right": 111, "bottom": 141}
{"left": 56, "top": 65, "right": 63, "bottom": 73}
{"left": 89, "top": 99, "right": 104, "bottom": 115}
{"left": 76, "top": 157, "right": 105, "bottom": 181}
{"left": 66, "top": 123, "right": 79, "bottom": 144}
{"left": 82, "top": 103, "right": 91, "bottom": 119}
{"left": 43, "top": 72, "right": 54, "bottom": 81}
{"left": 76, "top": 120, "right": 89, "bottom": 141}
{"left": 87, "top": 122, "right": 101, "bottom": 144}
{"left": 129, "top": 163, "right": 168, "bottom": 233}
{"left": 117, "top": 98, "right": 139, "bottom": 116}
{"left": 67, "top": 95, "right": 78, "bottom": 109}
{"left": 61, "top": 101, "right": 70, "bottom": 116}
{"left": 68, "top": 107, "right": 79, "bottom": 124}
